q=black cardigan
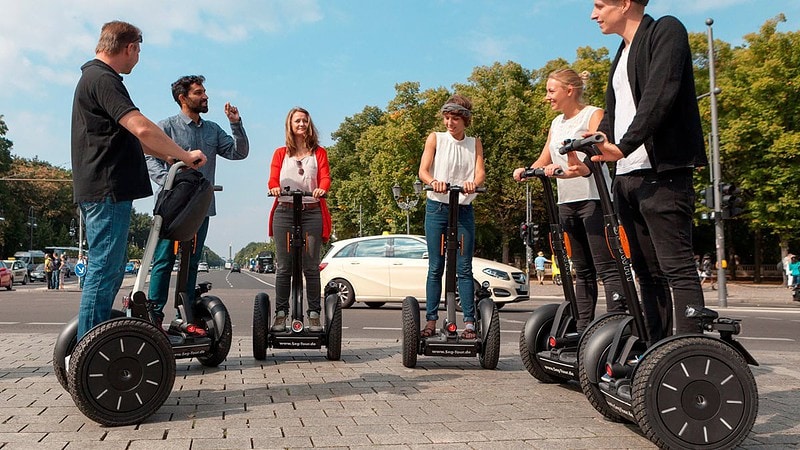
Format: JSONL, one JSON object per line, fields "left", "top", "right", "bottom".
{"left": 599, "top": 14, "right": 707, "bottom": 172}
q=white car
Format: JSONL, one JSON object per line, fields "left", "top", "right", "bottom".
{"left": 3, "top": 260, "right": 29, "bottom": 285}
{"left": 198, "top": 262, "right": 209, "bottom": 272}
{"left": 320, "top": 234, "right": 528, "bottom": 309}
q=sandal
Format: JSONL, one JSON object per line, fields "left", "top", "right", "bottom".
{"left": 460, "top": 325, "right": 477, "bottom": 340}
{"left": 420, "top": 320, "right": 437, "bottom": 337}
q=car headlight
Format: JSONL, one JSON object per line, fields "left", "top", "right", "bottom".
{"left": 482, "top": 267, "right": 510, "bottom": 280}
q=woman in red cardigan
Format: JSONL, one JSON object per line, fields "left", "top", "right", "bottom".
{"left": 268, "top": 107, "right": 332, "bottom": 332}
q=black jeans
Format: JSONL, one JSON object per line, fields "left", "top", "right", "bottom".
{"left": 613, "top": 169, "right": 704, "bottom": 339}
{"left": 272, "top": 206, "right": 323, "bottom": 314}
{"left": 559, "top": 200, "right": 626, "bottom": 331}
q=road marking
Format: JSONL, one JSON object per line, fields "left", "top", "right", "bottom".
{"left": 737, "top": 336, "right": 794, "bottom": 342}
{"left": 242, "top": 271, "right": 275, "bottom": 287}
{"left": 0, "top": 322, "right": 20, "bottom": 325}
{"left": 364, "top": 327, "right": 400, "bottom": 331}
{"left": 28, "top": 322, "right": 67, "bottom": 325}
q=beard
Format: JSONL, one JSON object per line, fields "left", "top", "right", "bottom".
{"left": 188, "top": 101, "right": 209, "bottom": 114}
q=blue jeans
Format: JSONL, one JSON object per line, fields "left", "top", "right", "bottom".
{"left": 147, "top": 217, "right": 210, "bottom": 324}
{"left": 424, "top": 200, "right": 476, "bottom": 323}
{"left": 77, "top": 198, "right": 132, "bottom": 340}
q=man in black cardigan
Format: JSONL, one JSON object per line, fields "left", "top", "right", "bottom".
{"left": 588, "top": 0, "right": 707, "bottom": 339}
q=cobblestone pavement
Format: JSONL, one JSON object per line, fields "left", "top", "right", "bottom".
{"left": 1, "top": 327, "right": 799, "bottom": 449}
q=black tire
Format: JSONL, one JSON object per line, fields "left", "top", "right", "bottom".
{"left": 326, "top": 302, "right": 343, "bottom": 361}
{"left": 577, "top": 315, "right": 630, "bottom": 423}
{"left": 402, "top": 296, "right": 420, "bottom": 368}
{"left": 53, "top": 309, "right": 126, "bottom": 391}
{"left": 632, "top": 337, "right": 758, "bottom": 450}
{"left": 365, "top": 302, "right": 385, "bottom": 308}
{"left": 518, "top": 303, "right": 560, "bottom": 383}
{"left": 331, "top": 278, "right": 356, "bottom": 309}
{"left": 22, "top": 274, "right": 28, "bottom": 285}
{"left": 67, "top": 318, "right": 176, "bottom": 427}
{"left": 495, "top": 302, "right": 505, "bottom": 310}
{"left": 479, "top": 304, "right": 501, "bottom": 370}
{"left": 252, "top": 293, "right": 270, "bottom": 360}
{"left": 195, "top": 297, "right": 232, "bottom": 367}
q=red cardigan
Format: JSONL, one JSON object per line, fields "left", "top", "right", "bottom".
{"left": 267, "top": 146, "right": 332, "bottom": 242}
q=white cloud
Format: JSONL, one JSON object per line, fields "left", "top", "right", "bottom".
{"left": 0, "top": 0, "right": 322, "bottom": 97}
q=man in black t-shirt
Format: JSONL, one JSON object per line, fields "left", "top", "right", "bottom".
{"left": 71, "top": 20, "right": 207, "bottom": 340}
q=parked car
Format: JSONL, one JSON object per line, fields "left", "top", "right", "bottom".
{"left": 0, "top": 262, "right": 13, "bottom": 290}
{"left": 3, "top": 260, "right": 29, "bottom": 285}
{"left": 125, "top": 262, "right": 137, "bottom": 274}
{"left": 320, "top": 234, "right": 528, "bottom": 309}
{"left": 230, "top": 263, "right": 241, "bottom": 273}
{"left": 198, "top": 262, "right": 209, "bottom": 272}
{"left": 30, "top": 263, "right": 47, "bottom": 282}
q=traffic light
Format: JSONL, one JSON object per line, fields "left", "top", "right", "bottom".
{"left": 720, "top": 183, "right": 744, "bottom": 219}
{"left": 698, "top": 185, "right": 713, "bottom": 208}
{"left": 519, "top": 222, "right": 541, "bottom": 247}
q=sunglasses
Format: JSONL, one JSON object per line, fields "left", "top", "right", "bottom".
{"left": 296, "top": 160, "right": 304, "bottom": 176}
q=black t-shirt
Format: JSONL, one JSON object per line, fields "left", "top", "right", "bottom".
{"left": 71, "top": 59, "right": 152, "bottom": 203}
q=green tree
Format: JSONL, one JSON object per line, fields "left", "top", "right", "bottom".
{"left": 714, "top": 14, "right": 800, "bottom": 257}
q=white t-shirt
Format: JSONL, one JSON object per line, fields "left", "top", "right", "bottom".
{"left": 427, "top": 132, "right": 477, "bottom": 205}
{"left": 613, "top": 44, "right": 651, "bottom": 175}
{"left": 277, "top": 153, "right": 319, "bottom": 204}
{"left": 547, "top": 105, "right": 612, "bottom": 204}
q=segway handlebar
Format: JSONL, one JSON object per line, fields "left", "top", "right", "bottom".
{"left": 422, "top": 184, "right": 487, "bottom": 193}
{"left": 519, "top": 167, "right": 564, "bottom": 179}
{"left": 267, "top": 187, "right": 327, "bottom": 198}
{"left": 558, "top": 133, "right": 604, "bottom": 155}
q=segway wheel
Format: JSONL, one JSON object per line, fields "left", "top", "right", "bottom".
{"left": 67, "top": 318, "right": 175, "bottom": 427}
{"left": 518, "top": 303, "right": 560, "bottom": 383}
{"left": 577, "top": 314, "right": 630, "bottom": 423}
{"left": 402, "top": 296, "right": 420, "bottom": 368}
{"left": 53, "top": 309, "right": 126, "bottom": 391}
{"left": 195, "top": 296, "right": 233, "bottom": 367}
{"left": 325, "top": 299, "right": 343, "bottom": 361}
{"left": 479, "top": 303, "right": 500, "bottom": 370}
{"left": 252, "top": 293, "right": 271, "bottom": 360}
{"left": 632, "top": 336, "right": 758, "bottom": 450}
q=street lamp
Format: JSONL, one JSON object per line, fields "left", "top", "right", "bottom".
{"left": 26, "top": 207, "right": 37, "bottom": 250}
{"left": 392, "top": 180, "right": 423, "bottom": 234}
{"left": 69, "top": 218, "right": 77, "bottom": 241}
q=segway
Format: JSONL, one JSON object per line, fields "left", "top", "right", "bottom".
{"left": 401, "top": 184, "right": 500, "bottom": 370}
{"left": 53, "top": 162, "right": 233, "bottom": 427}
{"left": 518, "top": 166, "right": 628, "bottom": 383}
{"left": 252, "top": 188, "right": 342, "bottom": 361}
{"left": 569, "top": 135, "right": 758, "bottom": 449}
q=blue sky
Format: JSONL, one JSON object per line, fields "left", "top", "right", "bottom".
{"left": 1, "top": 0, "right": 798, "bottom": 258}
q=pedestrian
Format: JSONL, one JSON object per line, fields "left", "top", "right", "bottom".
{"left": 790, "top": 255, "right": 800, "bottom": 294}
{"left": 699, "top": 253, "right": 713, "bottom": 288}
{"left": 267, "top": 107, "right": 331, "bottom": 332}
{"left": 417, "top": 94, "right": 486, "bottom": 340}
{"left": 784, "top": 253, "right": 794, "bottom": 288}
{"left": 534, "top": 251, "right": 547, "bottom": 285}
{"left": 145, "top": 75, "right": 249, "bottom": 327}
{"left": 71, "top": 20, "right": 207, "bottom": 340}
{"left": 588, "top": 0, "right": 707, "bottom": 339}
{"left": 513, "top": 68, "right": 626, "bottom": 331}
{"left": 50, "top": 253, "right": 61, "bottom": 290}
{"left": 44, "top": 253, "right": 53, "bottom": 290}
{"left": 59, "top": 254, "right": 69, "bottom": 289}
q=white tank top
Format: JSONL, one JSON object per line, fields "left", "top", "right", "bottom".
{"left": 547, "top": 106, "right": 613, "bottom": 204}
{"left": 427, "top": 132, "right": 477, "bottom": 205}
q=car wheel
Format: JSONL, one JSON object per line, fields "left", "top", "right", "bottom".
{"left": 331, "top": 278, "right": 356, "bottom": 308}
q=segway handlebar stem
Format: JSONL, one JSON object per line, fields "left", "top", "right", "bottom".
{"left": 520, "top": 167, "right": 564, "bottom": 179}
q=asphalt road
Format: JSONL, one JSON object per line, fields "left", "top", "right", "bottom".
{"left": 1, "top": 269, "right": 798, "bottom": 354}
